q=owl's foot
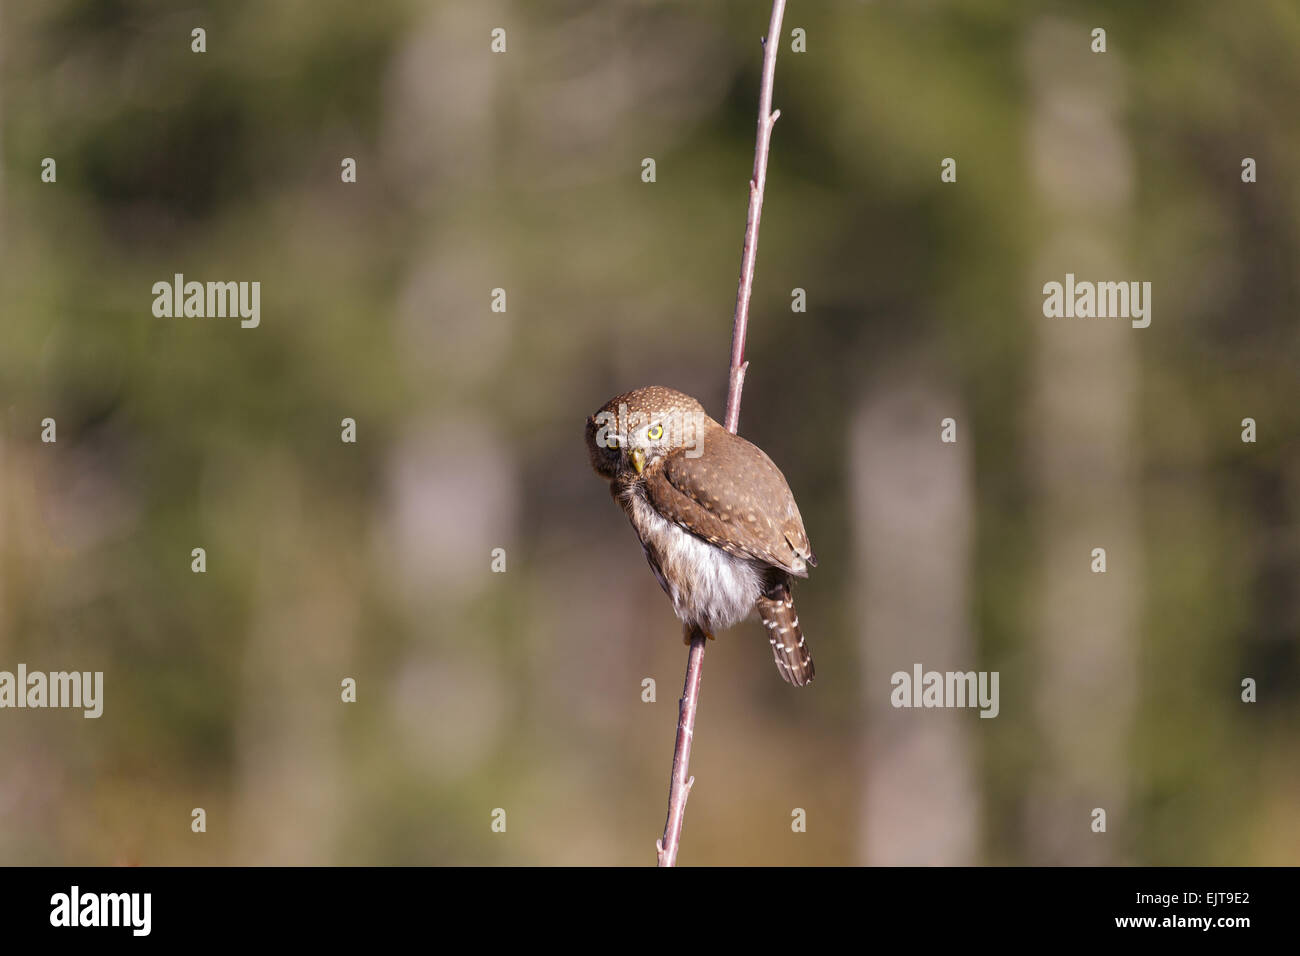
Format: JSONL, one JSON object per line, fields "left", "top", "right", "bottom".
{"left": 681, "top": 627, "right": 715, "bottom": 646}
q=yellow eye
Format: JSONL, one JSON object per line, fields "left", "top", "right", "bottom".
{"left": 605, "top": 434, "right": 620, "bottom": 450}
{"left": 647, "top": 424, "right": 663, "bottom": 441}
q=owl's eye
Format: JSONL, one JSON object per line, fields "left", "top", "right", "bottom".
{"left": 647, "top": 424, "right": 664, "bottom": 441}
{"left": 605, "top": 435, "right": 620, "bottom": 451}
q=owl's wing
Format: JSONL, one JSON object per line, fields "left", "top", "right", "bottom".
{"left": 644, "top": 431, "right": 816, "bottom": 576}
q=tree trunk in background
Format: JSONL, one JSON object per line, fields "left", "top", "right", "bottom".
{"left": 235, "top": 592, "right": 353, "bottom": 864}
{"left": 852, "top": 363, "right": 978, "bottom": 865}
{"left": 1023, "top": 17, "right": 1140, "bottom": 864}
{"left": 233, "top": 461, "right": 356, "bottom": 865}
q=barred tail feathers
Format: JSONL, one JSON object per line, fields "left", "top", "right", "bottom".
{"left": 757, "top": 582, "right": 814, "bottom": 687}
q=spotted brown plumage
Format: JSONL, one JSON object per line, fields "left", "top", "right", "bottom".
{"left": 585, "top": 385, "right": 817, "bottom": 686}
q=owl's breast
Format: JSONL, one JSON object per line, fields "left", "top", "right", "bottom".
{"left": 618, "top": 480, "right": 761, "bottom": 633}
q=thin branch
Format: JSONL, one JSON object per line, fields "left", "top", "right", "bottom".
{"left": 655, "top": 627, "right": 705, "bottom": 868}
{"left": 725, "top": 1, "right": 786, "bottom": 433}
{"left": 657, "top": 0, "right": 787, "bottom": 868}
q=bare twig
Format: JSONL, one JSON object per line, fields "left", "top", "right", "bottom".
{"left": 725, "top": 4, "right": 785, "bottom": 434}
{"left": 657, "top": 0, "right": 787, "bottom": 868}
{"left": 655, "top": 627, "right": 705, "bottom": 868}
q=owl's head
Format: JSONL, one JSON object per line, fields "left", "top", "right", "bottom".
{"left": 586, "top": 386, "right": 709, "bottom": 480}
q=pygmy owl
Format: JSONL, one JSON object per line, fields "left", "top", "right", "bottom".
{"left": 585, "top": 386, "right": 817, "bottom": 686}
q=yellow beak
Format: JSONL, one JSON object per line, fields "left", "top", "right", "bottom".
{"left": 631, "top": 448, "right": 646, "bottom": 475}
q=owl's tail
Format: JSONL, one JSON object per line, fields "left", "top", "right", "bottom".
{"left": 757, "top": 581, "right": 814, "bottom": 687}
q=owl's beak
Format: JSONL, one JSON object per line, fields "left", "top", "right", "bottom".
{"left": 630, "top": 448, "right": 646, "bottom": 475}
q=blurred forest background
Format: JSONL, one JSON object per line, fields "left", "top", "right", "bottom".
{"left": 1, "top": 0, "right": 1297, "bottom": 865}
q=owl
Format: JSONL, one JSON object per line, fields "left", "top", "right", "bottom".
{"left": 585, "top": 386, "right": 817, "bottom": 685}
